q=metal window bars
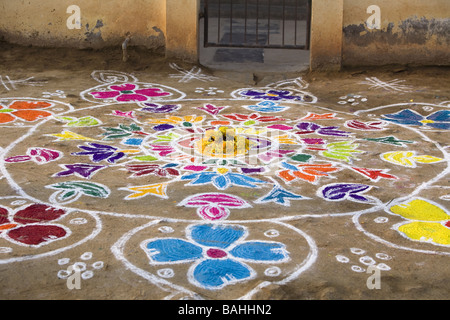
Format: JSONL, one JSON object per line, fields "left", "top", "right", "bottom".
{"left": 203, "top": 0, "right": 311, "bottom": 50}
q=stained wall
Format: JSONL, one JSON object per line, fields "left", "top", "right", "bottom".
{"left": 342, "top": 0, "right": 450, "bottom": 67}
{"left": 0, "top": 0, "right": 448, "bottom": 69}
{"left": 0, "top": 0, "right": 167, "bottom": 50}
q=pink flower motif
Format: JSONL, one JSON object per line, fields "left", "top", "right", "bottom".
{"left": 345, "top": 120, "right": 387, "bottom": 131}
{"left": 179, "top": 193, "right": 251, "bottom": 220}
{"left": 5, "top": 147, "right": 62, "bottom": 164}
{"left": 223, "top": 113, "right": 285, "bottom": 123}
{"left": 112, "top": 110, "right": 135, "bottom": 118}
{"left": 196, "top": 104, "right": 226, "bottom": 116}
{"left": 90, "top": 84, "right": 170, "bottom": 102}
{"left": 267, "top": 124, "right": 293, "bottom": 130}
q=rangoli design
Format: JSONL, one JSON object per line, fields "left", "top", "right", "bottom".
{"left": 0, "top": 69, "right": 448, "bottom": 299}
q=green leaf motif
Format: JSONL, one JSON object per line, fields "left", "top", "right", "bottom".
{"left": 153, "top": 133, "right": 180, "bottom": 143}
{"left": 363, "top": 136, "right": 414, "bottom": 147}
{"left": 321, "top": 141, "right": 364, "bottom": 162}
{"left": 56, "top": 116, "right": 101, "bottom": 127}
{"left": 47, "top": 181, "right": 110, "bottom": 204}
{"left": 102, "top": 124, "right": 143, "bottom": 140}
{"left": 133, "top": 155, "right": 158, "bottom": 162}
{"left": 290, "top": 154, "right": 313, "bottom": 163}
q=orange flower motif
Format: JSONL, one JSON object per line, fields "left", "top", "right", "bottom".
{"left": 278, "top": 163, "right": 341, "bottom": 184}
{"left": 301, "top": 113, "right": 339, "bottom": 120}
{"left": 0, "top": 101, "right": 53, "bottom": 124}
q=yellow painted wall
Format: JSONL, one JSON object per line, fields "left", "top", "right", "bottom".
{"left": 0, "top": 0, "right": 449, "bottom": 68}
{"left": 0, "top": 0, "right": 166, "bottom": 49}
{"left": 165, "top": 0, "right": 199, "bottom": 61}
{"left": 342, "top": 0, "right": 450, "bottom": 66}
{"left": 310, "top": 0, "right": 344, "bottom": 70}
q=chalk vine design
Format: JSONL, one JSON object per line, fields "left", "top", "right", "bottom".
{"left": 0, "top": 71, "right": 448, "bottom": 299}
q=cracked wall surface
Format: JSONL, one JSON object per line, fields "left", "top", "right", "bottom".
{"left": 0, "top": 0, "right": 449, "bottom": 68}
{"left": 0, "top": 0, "right": 166, "bottom": 50}
{"left": 342, "top": 0, "right": 450, "bottom": 67}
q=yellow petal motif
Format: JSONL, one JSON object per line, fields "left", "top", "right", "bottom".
{"left": 412, "top": 155, "right": 444, "bottom": 164}
{"left": 48, "top": 130, "right": 96, "bottom": 141}
{"left": 275, "top": 134, "right": 298, "bottom": 145}
{"left": 146, "top": 117, "right": 179, "bottom": 124}
{"left": 382, "top": 151, "right": 415, "bottom": 167}
{"left": 217, "top": 168, "right": 229, "bottom": 174}
{"left": 398, "top": 222, "right": 450, "bottom": 246}
{"left": 390, "top": 199, "right": 450, "bottom": 222}
{"left": 391, "top": 199, "right": 450, "bottom": 246}
{"left": 235, "top": 127, "right": 267, "bottom": 135}
{"left": 147, "top": 115, "right": 204, "bottom": 125}
{"left": 382, "top": 151, "right": 443, "bottom": 167}
{"left": 123, "top": 183, "right": 169, "bottom": 200}
{"left": 391, "top": 199, "right": 450, "bottom": 221}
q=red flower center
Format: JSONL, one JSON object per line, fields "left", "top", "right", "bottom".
{"left": 206, "top": 248, "right": 227, "bottom": 259}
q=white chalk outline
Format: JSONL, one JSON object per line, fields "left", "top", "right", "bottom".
{"left": 0, "top": 70, "right": 448, "bottom": 299}
{"left": 112, "top": 220, "right": 317, "bottom": 299}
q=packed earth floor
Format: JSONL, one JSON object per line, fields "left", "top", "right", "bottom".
{"left": 0, "top": 41, "right": 449, "bottom": 300}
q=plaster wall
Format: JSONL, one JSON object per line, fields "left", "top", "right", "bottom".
{"left": 342, "top": 0, "right": 450, "bottom": 66}
{"left": 0, "top": 0, "right": 449, "bottom": 68}
{"left": 309, "top": 0, "right": 344, "bottom": 71}
{"left": 0, "top": 0, "right": 166, "bottom": 49}
{"left": 165, "top": 0, "right": 199, "bottom": 62}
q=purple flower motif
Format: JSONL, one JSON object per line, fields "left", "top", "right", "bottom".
{"left": 241, "top": 89, "right": 304, "bottom": 101}
{"left": 240, "top": 167, "right": 265, "bottom": 174}
{"left": 54, "top": 163, "right": 106, "bottom": 179}
{"left": 90, "top": 84, "right": 170, "bottom": 102}
{"left": 72, "top": 143, "right": 125, "bottom": 163}
{"left": 141, "top": 103, "right": 181, "bottom": 114}
{"left": 295, "top": 122, "right": 350, "bottom": 137}
{"left": 153, "top": 124, "right": 176, "bottom": 131}
{"left": 319, "top": 183, "right": 373, "bottom": 203}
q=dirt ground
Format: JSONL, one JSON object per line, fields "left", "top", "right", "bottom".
{"left": 0, "top": 41, "right": 448, "bottom": 301}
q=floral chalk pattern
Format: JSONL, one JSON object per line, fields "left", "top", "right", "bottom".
{"left": 90, "top": 83, "right": 171, "bottom": 102}
{"left": 0, "top": 204, "right": 69, "bottom": 247}
{"left": 178, "top": 193, "right": 251, "bottom": 220}
{"left": 1, "top": 70, "right": 449, "bottom": 299}
{"left": 389, "top": 199, "right": 450, "bottom": 246}
{"left": 382, "top": 109, "right": 450, "bottom": 130}
{"left": 142, "top": 223, "right": 289, "bottom": 290}
{"left": 0, "top": 100, "right": 54, "bottom": 124}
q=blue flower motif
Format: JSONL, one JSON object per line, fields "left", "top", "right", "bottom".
{"left": 143, "top": 224, "right": 289, "bottom": 290}
{"left": 382, "top": 109, "right": 450, "bottom": 130}
{"left": 181, "top": 170, "right": 267, "bottom": 190}
{"left": 255, "top": 184, "right": 306, "bottom": 206}
{"left": 122, "top": 137, "right": 144, "bottom": 146}
{"left": 246, "top": 100, "right": 290, "bottom": 113}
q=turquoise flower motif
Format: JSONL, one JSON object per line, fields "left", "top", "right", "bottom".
{"left": 142, "top": 224, "right": 289, "bottom": 290}
{"left": 181, "top": 170, "right": 267, "bottom": 190}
